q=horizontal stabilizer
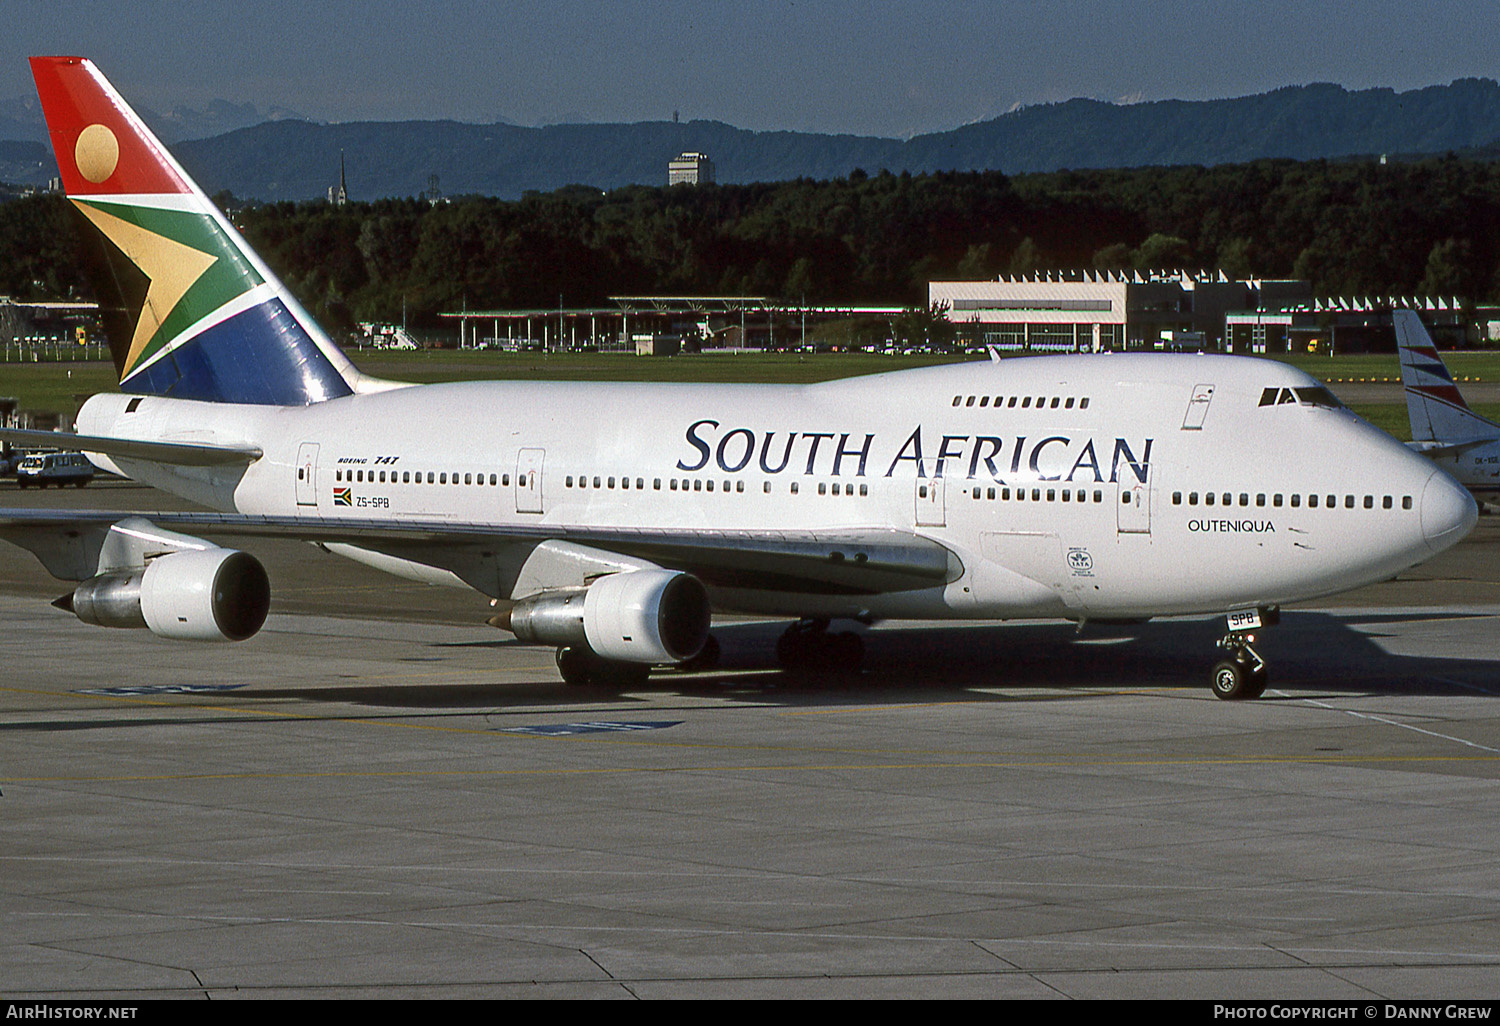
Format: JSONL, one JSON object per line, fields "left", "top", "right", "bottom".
{"left": 0, "top": 428, "right": 261, "bottom": 466}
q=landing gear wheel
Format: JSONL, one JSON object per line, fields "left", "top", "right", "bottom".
{"left": 556, "top": 646, "right": 597, "bottom": 686}
{"left": 555, "top": 646, "right": 651, "bottom": 688}
{"left": 1211, "top": 660, "right": 1252, "bottom": 700}
{"left": 676, "top": 633, "right": 720, "bottom": 672}
{"left": 776, "top": 620, "right": 864, "bottom": 676}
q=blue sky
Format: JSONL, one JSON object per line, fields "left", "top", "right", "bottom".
{"left": 6, "top": 0, "right": 1499, "bottom": 137}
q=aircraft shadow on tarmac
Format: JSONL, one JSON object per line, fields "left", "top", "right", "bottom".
{"left": 249, "top": 609, "right": 1500, "bottom": 709}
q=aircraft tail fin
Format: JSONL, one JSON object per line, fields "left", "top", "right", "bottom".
{"left": 1393, "top": 310, "right": 1500, "bottom": 444}
{"left": 29, "top": 56, "right": 361, "bottom": 406}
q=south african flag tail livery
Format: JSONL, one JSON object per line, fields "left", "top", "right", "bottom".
{"left": 30, "top": 55, "right": 376, "bottom": 406}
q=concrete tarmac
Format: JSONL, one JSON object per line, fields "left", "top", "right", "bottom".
{"left": 1, "top": 480, "right": 1498, "bottom": 999}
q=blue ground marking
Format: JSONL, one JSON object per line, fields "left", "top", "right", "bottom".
{"left": 496, "top": 720, "right": 683, "bottom": 737}
{"left": 75, "top": 684, "right": 249, "bottom": 696}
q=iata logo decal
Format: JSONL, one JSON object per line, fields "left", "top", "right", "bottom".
{"left": 1066, "top": 548, "right": 1094, "bottom": 576}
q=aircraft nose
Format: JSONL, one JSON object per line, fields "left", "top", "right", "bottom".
{"left": 1421, "top": 470, "right": 1478, "bottom": 553}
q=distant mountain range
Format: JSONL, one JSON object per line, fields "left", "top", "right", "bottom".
{"left": 5, "top": 80, "right": 1500, "bottom": 201}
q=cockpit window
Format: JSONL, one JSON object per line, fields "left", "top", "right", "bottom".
{"left": 1294, "top": 386, "right": 1344, "bottom": 409}
{"left": 1259, "top": 385, "right": 1345, "bottom": 409}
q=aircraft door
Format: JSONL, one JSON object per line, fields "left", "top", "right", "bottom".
{"left": 1182, "top": 383, "right": 1215, "bottom": 430}
{"left": 295, "top": 442, "right": 319, "bottom": 507}
{"left": 915, "top": 471, "right": 946, "bottom": 528}
{"left": 1117, "top": 471, "right": 1151, "bottom": 535}
{"left": 516, "top": 448, "right": 544, "bottom": 514}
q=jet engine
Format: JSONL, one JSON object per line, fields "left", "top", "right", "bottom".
{"left": 501, "top": 569, "right": 710, "bottom": 664}
{"left": 60, "top": 548, "right": 271, "bottom": 642}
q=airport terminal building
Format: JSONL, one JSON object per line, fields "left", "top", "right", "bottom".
{"left": 930, "top": 271, "right": 1467, "bottom": 353}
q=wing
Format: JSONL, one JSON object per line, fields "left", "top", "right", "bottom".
{"left": 0, "top": 508, "right": 959, "bottom": 596}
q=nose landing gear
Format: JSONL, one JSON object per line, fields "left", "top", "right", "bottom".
{"left": 1210, "top": 607, "right": 1276, "bottom": 700}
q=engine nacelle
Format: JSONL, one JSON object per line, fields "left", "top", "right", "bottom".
{"left": 66, "top": 548, "right": 270, "bottom": 642}
{"left": 504, "top": 569, "right": 710, "bottom": 664}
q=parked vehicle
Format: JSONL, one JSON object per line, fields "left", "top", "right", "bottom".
{"left": 15, "top": 451, "right": 94, "bottom": 488}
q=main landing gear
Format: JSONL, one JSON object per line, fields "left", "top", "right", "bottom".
{"left": 554, "top": 634, "right": 722, "bottom": 687}
{"left": 776, "top": 618, "right": 865, "bottom": 675}
{"left": 1210, "top": 607, "right": 1277, "bottom": 700}
{"left": 554, "top": 646, "right": 651, "bottom": 688}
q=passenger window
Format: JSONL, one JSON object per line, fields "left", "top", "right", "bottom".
{"left": 1383, "top": 495, "right": 1392, "bottom": 509}
{"left": 1256, "top": 494, "right": 1265, "bottom": 507}
{"left": 1080, "top": 398, "right": 1089, "bottom": 409}
{"left": 860, "top": 484, "right": 868, "bottom": 496}
{"left": 1173, "top": 492, "right": 1182, "bottom": 505}
{"left": 1050, "top": 397, "right": 1060, "bottom": 409}
{"left": 1239, "top": 494, "right": 1248, "bottom": 506}
{"left": 1274, "top": 494, "right": 1283, "bottom": 507}
{"left": 1205, "top": 493, "right": 1215, "bottom": 506}
{"left": 1022, "top": 397, "right": 1032, "bottom": 408}
{"left": 966, "top": 396, "right": 975, "bottom": 407}
{"left": 1291, "top": 494, "right": 1300, "bottom": 507}
{"left": 1065, "top": 398, "right": 1075, "bottom": 409}
{"left": 1403, "top": 496, "right": 1412, "bottom": 510}
{"left": 1309, "top": 494, "right": 1318, "bottom": 508}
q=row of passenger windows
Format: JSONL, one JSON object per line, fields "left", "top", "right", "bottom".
{"left": 952, "top": 394, "right": 1090, "bottom": 410}
{"left": 336, "top": 467, "right": 510, "bottom": 486}
{"left": 1172, "top": 491, "right": 1413, "bottom": 510}
{"left": 565, "top": 474, "right": 870, "bottom": 496}
{"left": 951, "top": 483, "right": 1108, "bottom": 504}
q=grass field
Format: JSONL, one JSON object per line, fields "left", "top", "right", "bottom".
{"left": 4, "top": 348, "right": 1500, "bottom": 443}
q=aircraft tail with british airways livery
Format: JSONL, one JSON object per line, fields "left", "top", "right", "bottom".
{"left": 1393, "top": 309, "right": 1500, "bottom": 501}
{"left": 0, "top": 57, "right": 1480, "bottom": 701}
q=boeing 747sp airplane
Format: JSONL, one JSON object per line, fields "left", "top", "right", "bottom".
{"left": 1394, "top": 309, "right": 1500, "bottom": 503}
{"left": 0, "top": 58, "right": 1478, "bottom": 700}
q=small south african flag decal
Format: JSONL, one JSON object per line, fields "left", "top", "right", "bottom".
{"left": 333, "top": 487, "right": 352, "bottom": 507}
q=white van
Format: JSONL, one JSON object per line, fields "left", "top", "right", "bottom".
{"left": 16, "top": 451, "right": 95, "bottom": 488}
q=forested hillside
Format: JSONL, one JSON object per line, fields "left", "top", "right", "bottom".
{"left": 1, "top": 156, "right": 1495, "bottom": 333}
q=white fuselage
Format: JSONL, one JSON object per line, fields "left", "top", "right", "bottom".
{"left": 76, "top": 353, "right": 1475, "bottom": 621}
